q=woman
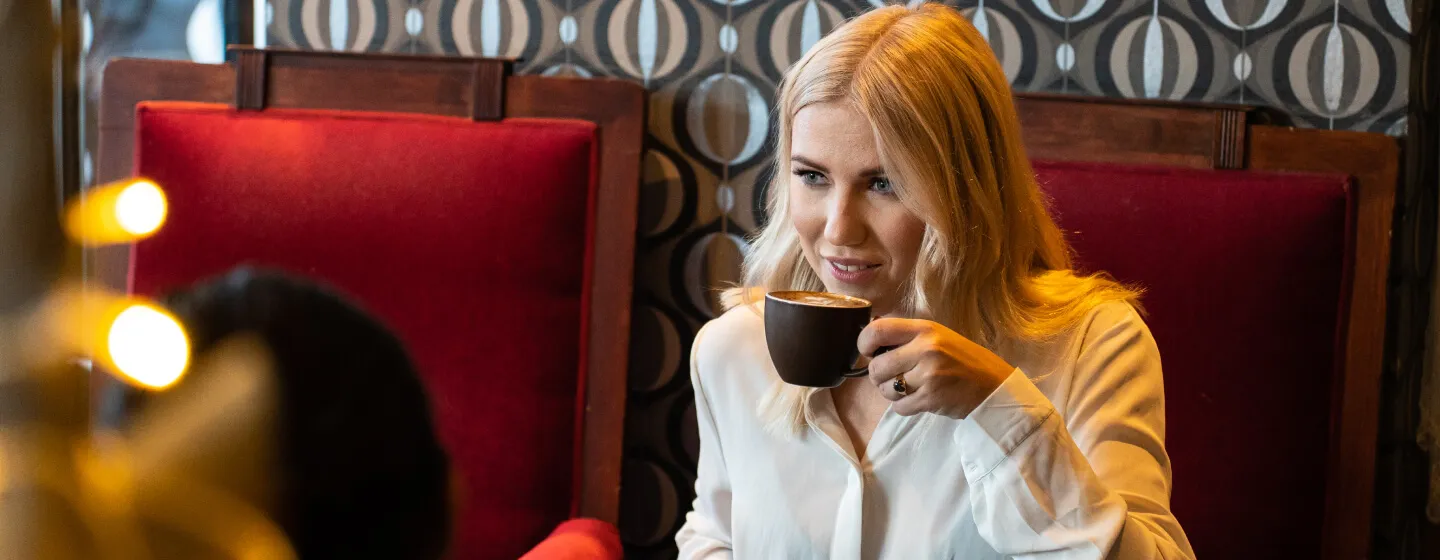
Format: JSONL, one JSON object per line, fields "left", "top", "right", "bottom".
{"left": 676, "top": 4, "right": 1194, "bottom": 559}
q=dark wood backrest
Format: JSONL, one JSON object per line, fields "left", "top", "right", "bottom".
{"left": 96, "top": 48, "right": 645, "bottom": 524}
{"left": 1015, "top": 92, "right": 1398, "bottom": 560}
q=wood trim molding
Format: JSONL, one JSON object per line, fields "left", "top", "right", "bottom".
{"left": 233, "top": 48, "right": 267, "bottom": 111}
{"left": 469, "top": 59, "right": 511, "bottom": 121}
{"left": 1014, "top": 92, "right": 1256, "bottom": 169}
{"left": 505, "top": 75, "right": 645, "bottom": 520}
{"left": 1213, "top": 108, "right": 1247, "bottom": 169}
{"left": 224, "top": 47, "right": 517, "bottom": 119}
{"left": 1248, "top": 125, "right": 1400, "bottom": 560}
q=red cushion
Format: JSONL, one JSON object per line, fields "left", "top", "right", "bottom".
{"left": 519, "top": 519, "right": 623, "bottom": 560}
{"left": 1035, "top": 160, "right": 1353, "bottom": 559}
{"left": 130, "top": 102, "right": 599, "bottom": 559}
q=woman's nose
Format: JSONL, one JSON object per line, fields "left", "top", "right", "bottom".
{"left": 823, "top": 191, "right": 867, "bottom": 247}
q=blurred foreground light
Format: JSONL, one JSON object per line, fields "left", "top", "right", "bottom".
{"left": 32, "top": 286, "right": 193, "bottom": 390}
{"left": 114, "top": 181, "right": 167, "bottom": 235}
{"left": 106, "top": 303, "right": 190, "bottom": 390}
{"left": 64, "top": 178, "right": 168, "bottom": 245}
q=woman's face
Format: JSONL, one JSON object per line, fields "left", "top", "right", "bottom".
{"left": 788, "top": 101, "right": 927, "bottom": 316}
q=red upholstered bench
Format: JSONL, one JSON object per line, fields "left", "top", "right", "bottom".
{"left": 520, "top": 519, "right": 624, "bottom": 560}
{"left": 99, "top": 51, "right": 643, "bottom": 559}
{"left": 1036, "top": 160, "right": 1352, "bottom": 559}
{"left": 1010, "top": 94, "right": 1399, "bottom": 560}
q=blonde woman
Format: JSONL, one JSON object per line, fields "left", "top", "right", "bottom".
{"left": 676, "top": 4, "right": 1194, "bottom": 559}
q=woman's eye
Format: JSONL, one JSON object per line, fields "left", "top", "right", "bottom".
{"left": 871, "top": 177, "right": 895, "bottom": 195}
{"left": 794, "top": 170, "right": 826, "bottom": 185}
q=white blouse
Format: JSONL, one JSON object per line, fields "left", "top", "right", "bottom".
{"left": 676, "top": 301, "right": 1195, "bottom": 559}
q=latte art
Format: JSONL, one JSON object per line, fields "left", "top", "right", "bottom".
{"left": 770, "top": 291, "right": 870, "bottom": 308}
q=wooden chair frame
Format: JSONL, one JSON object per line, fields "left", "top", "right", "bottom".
{"left": 96, "top": 47, "right": 646, "bottom": 524}
{"left": 1014, "top": 92, "right": 1399, "bottom": 560}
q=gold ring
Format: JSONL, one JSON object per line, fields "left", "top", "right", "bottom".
{"left": 892, "top": 374, "right": 909, "bottom": 397}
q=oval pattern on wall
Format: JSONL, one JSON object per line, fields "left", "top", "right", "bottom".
{"left": 963, "top": 6, "right": 1029, "bottom": 84}
{"left": 1030, "top": 0, "right": 1108, "bottom": 23}
{"left": 1274, "top": 8, "right": 1396, "bottom": 127}
{"left": 448, "top": 0, "right": 533, "bottom": 57}
{"left": 293, "top": 0, "right": 390, "bottom": 51}
{"left": 867, "top": 0, "right": 926, "bottom": 9}
{"left": 1204, "top": 0, "right": 1289, "bottom": 31}
{"left": 679, "top": 230, "right": 748, "bottom": 319}
{"left": 639, "top": 147, "right": 697, "bottom": 239}
{"left": 542, "top": 63, "right": 594, "bottom": 76}
{"left": 683, "top": 72, "right": 771, "bottom": 167}
{"left": 1373, "top": 0, "right": 1410, "bottom": 35}
{"left": 1106, "top": 11, "right": 1204, "bottom": 100}
{"left": 627, "top": 303, "right": 687, "bottom": 393}
{"left": 404, "top": 6, "right": 423, "bottom": 36}
{"left": 595, "top": 0, "right": 698, "bottom": 86}
{"left": 757, "top": 0, "right": 847, "bottom": 82}
{"left": 618, "top": 459, "right": 684, "bottom": 546}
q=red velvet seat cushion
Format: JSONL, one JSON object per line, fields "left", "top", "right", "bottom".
{"left": 1035, "top": 160, "right": 1353, "bottom": 559}
{"left": 130, "top": 102, "right": 599, "bottom": 559}
{"left": 519, "top": 518, "right": 623, "bottom": 560}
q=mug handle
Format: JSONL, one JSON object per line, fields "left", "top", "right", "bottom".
{"left": 843, "top": 345, "right": 895, "bottom": 378}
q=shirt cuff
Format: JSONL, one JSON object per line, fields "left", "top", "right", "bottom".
{"left": 953, "top": 368, "right": 1058, "bottom": 481}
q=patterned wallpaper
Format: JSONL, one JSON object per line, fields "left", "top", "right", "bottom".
{"left": 246, "top": 0, "right": 1415, "bottom": 556}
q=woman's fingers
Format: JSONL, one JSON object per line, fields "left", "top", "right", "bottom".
{"left": 891, "top": 391, "right": 927, "bottom": 416}
{"left": 865, "top": 343, "right": 921, "bottom": 386}
{"left": 857, "top": 318, "right": 929, "bottom": 357}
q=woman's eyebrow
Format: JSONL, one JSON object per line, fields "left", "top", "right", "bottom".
{"left": 791, "top": 155, "right": 884, "bottom": 177}
{"left": 790, "top": 155, "right": 827, "bottom": 172}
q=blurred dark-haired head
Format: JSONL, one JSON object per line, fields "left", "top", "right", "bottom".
{"left": 115, "top": 267, "right": 451, "bottom": 559}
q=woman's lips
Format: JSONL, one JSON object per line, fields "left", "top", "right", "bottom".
{"left": 826, "top": 258, "right": 880, "bottom": 284}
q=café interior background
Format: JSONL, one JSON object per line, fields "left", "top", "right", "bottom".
{"left": 80, "top": 0, "right": 1415, "bottom": 557}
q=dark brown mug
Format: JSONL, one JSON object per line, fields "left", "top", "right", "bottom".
{"left": 764, "top": 290, "right": 889, "bottom": 388}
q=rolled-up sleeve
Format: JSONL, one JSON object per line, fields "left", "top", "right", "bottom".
{"left": 954, "top": 305, "right": 1195, "bottom": 559}
{"left": 675, "top": 324, "right": 735, "bottom": 559}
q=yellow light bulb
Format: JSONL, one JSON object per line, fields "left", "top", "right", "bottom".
{"left": 107, "top": 303, "right": 190, "bottom": 389}
{"left": 114, "top": 180, "right": 167, "bottom": 236}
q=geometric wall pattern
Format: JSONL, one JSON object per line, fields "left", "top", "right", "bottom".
{"left": 91, "top": 0, "right": 1414, "bottom": 557}
{"left": 256, "top": 1, "right": 1412, "bottom": 557}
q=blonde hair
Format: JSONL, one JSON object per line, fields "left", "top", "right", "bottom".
{"left": 723, "top": 4, "right": 1140, "bottom": 434}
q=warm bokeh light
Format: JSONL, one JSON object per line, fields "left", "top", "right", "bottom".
{"left": 64, "top": 177, "right": 169, "bottom": 245}
{"left": 74, "top": 434, "right": 138, "bottom": 515}
{"left": 24, "top": 286, "right": 194, "bottom": 391}
{"left": 107, "top": 303, "right": 190, "bottom": 390}
{"left": 114, "top": 180, "right": 167, "bottom": 236}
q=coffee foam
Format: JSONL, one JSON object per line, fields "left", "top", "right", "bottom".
{"left": 772, "top": 291, "right": 870, "bottom": 308}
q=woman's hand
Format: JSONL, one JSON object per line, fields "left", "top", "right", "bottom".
{"left": 857, "top": 318, "right": 1015, "bottom": 419}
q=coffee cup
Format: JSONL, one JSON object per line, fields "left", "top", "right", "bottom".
{"left": 764, "top": 290, "right": 887, "bottom": 388}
